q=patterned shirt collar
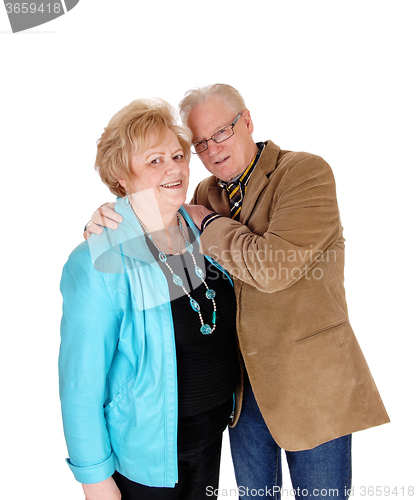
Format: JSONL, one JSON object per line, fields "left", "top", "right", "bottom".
{"left": 218, "top": 142, "right": 264, "bottom": 192}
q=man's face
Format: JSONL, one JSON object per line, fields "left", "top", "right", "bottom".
{"left": 187, "top": 98, "right": 258, "bottom": 182}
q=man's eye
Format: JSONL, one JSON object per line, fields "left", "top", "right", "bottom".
{"left": 214, "top": 127, "right": 230, "bottom": 139}
{"left": 194, "top": 142, "right": 206, "bottom": 153}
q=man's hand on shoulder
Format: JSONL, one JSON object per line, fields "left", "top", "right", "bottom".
{"left": 84, "top": 202, "right": 123, "bottom": 240}
{"left": 183, "top": 203, "right": 214, "bottom": 230}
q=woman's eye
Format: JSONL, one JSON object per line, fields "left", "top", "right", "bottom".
{"left": 174, "top": 154, "right": 184, "bottom": 160}
{"left": 150, "top": 158, "right": 162, "bottom": 165}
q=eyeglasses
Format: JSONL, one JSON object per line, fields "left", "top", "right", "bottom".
{"left": 191, "top": 112, "right": 242, "bottom": 154}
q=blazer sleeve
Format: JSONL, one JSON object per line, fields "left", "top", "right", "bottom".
{"left": 199, "top": 155, "right": 342, "bottom": 293}
{"left": 58, "top": 243, "right": 121, "bottom": 484}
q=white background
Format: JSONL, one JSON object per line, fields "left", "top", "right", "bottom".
{"left": 1, "top": 1, "right": 415, "bottom": 498}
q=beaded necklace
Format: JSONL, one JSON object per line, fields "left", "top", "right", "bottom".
{"left": 135, "top": 212, "right": 217, "bottom": 335}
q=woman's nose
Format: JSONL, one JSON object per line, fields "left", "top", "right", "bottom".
{"left": 165, "top": 158, "right": 180, "bottom": 174}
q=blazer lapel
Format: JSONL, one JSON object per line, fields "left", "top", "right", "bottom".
{"left": 240, "top": 141, "right": 281, "bottom": 224}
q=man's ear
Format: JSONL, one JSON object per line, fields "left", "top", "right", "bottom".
{"left": 241, "top": 109, "right": 254, "bottom": 134}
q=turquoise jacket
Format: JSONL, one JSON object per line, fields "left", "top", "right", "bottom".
{"left": 59, "top": 199, "right": 232, "bottom": 487}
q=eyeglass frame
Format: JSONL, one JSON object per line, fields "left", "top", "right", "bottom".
{"left": 190, "top": 112, "right": 243, "bottom": 154}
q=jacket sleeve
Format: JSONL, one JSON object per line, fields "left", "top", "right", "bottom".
{"left": 58, "top": 243, "right": 121, "bottom": 484}
{"left": 199, "top": 155, "right": 342, "bottom": 293}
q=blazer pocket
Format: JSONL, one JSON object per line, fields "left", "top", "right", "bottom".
{"left": 293, "top": 319, "right": 347, "bottom": 343}
{"left": 104, "top": 378, "right": 135, "bottom": 413}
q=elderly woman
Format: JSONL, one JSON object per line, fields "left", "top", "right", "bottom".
{"left": 59, "top": 98, "right": 240, "bottom": 500}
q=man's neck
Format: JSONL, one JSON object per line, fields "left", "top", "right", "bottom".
{"left": 220, "top": 142, "right": 262, "bottom": 184}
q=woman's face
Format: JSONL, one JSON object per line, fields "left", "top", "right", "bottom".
{"left": 121, "top": 128, "right": 190, "bottom": 214}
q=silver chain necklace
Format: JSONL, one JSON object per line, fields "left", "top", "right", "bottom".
{"left": 135, "top": 212, "right": 217, "bottom": 335}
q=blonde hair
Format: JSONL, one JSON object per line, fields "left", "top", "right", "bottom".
{"left": 95, "top": 98, "right": 191, "bottom": 197}
{"left": 179, "top": 84, "right": 247, "bottom": 127}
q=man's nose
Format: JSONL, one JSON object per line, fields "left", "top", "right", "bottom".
{"left": 207, "top": 139, "right": 222, "bottom": 156}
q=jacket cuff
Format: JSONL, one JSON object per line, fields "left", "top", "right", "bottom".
{"left": 66, "top": 453, "right": 116, "bottom": 484}
{"left": 201, "top": 213, "right": 222, "bottom": 232}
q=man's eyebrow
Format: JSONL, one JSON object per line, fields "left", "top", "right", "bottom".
{"left": 193, "top": 121, "right": 230, "bottom": 143}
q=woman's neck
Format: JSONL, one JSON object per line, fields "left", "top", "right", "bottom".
{"left": 131, "top": 202, "right": 179, "bottom": 233}
{"left": 128, "top": 190, "right": 179, "bottom": 233}
{"left": 129, "top": 198, "right": 185, "bottom": 255}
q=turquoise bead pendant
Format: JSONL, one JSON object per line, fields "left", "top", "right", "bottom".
{"left": 200, "top": 324, "right": 212, "bottom": 335}
{"left": 195, "top": 266, "right": 205, "bottom": 279}
{"left": 172, "top": 274, "right": 183, "bottom": 286}
{"left": 190, "top": 299, "right": 200, "bottom": 312}
{"left": 158, "top": 252, "right": 167, "bottom": 263}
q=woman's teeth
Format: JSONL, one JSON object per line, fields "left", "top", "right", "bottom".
{"left": 162, "top": 181, "right": 181, "bottom": 188}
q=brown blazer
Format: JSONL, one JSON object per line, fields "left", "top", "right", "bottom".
{"left": 192, "top": 141, "right": 389, "bottom": 451}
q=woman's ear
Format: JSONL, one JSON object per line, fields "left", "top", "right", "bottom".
{"left": 119, "top": 179, "right": 127, "bottom": 190}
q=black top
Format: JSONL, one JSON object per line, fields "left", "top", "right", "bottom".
{"left": 145, "top": 224, "right": 240, "bottom": 454}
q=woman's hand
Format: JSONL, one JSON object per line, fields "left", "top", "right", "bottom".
{"left": 82, "top": 477, "right": 121, "bottom": 500}
{"left": 84, "top": 202, "right": 123, "bottom": 240}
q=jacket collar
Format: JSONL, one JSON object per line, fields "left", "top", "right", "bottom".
{"left": 240, "top": 140, "right": 280, "bottom": 223}
{"left": 205, "top": 141, "right": 281, "bottom": 222}
{"left": 88, "top": 197, "right": 201, "bottom": 268}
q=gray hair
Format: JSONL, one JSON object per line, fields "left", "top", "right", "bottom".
{"left": 179, "top": 83, "right": 247, "bottom": 127}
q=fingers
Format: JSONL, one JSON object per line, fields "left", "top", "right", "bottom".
{"left": 83, "top": 221, "right": 104, "bottom": 240}
{"left": 91, "top": 206, "right": 123, "bottom": 230}
{"left": 102, "top": 202, "right": 116, "bottom": 209}
{"left": 83, "top": 202, "right": 124, "bottom": 241}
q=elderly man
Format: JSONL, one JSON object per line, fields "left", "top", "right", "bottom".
{"left": 85, "top": 84, "right": 389, "bottom": 500}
